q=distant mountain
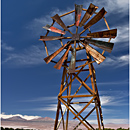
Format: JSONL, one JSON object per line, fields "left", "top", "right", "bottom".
{"left": 31, "top": 117, "right": 54, "bottom": 122}
{"left": 1, "top": 116, "right": 54, "bottom": 122}
{"left": 1, "top": 116, "right": 27, "bottom": 122}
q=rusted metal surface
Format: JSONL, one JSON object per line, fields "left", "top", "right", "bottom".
{"left": 66, "top": 58, "right": 88, "bottom": 63}
{"left": 74, "top": 107, "right": 96, "bottom": 129}
{"left": 85, "top": 38, "right": 114, "bottom": 53}
{"left": 73, "top": 96, "right": 96, "bottom": 119}
{"left": 61, "top": 94, "right": 93, "bottom": 98}
{"left": 54, "top": 45, "right": 71, "bottom": 70}
{"left": 95, "top": 100, "right": 101, "bottom": 130}
{"left": 68, "top": 41, "right": 76, "bottom": 73}
{"left": 40, "top": 36, "right": 65, "bottom": 41}
{"left": 75, "top": 4, "right": 83, "bottom": 26}
{"left": 59, "top": 98, "right": 91, "bottom": 130}
{"left": 43, "top": 41, "right": 49, "bottom": 56}
{"left": 51, "top": 14, "right": 69, "bottom": 31}
{"left": 79, "top": 3, "right": 98, "bottom": 27}
{"left": 81, "top": 41, "right": 106, "bottom": 64}
{"left": 84, "top": 7, "right": 107, "bottom": 30}
{"left": 103, "top": 17, "right": 110, "bottom": 30}
{"left": 43, "top": 24, "right": 66, "bottom": 35}
{"left": 44, "top": 42, "right": 71, "bottom": 64}
{"left": 61, "top": 99, "right": 95, "bottom": 130}
{"left": 87, "top": 29, "right": 117, "bottom": 38}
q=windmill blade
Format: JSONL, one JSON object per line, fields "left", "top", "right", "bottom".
{"left": 68, "top": 41, "right": 76, "bottom": 73}
{"left": 79, "top": 3, "right": 98, "bottom": 27}
{"left": 44, "top": 41, "right": 71, "bottom": 64}
{"left": 51, "top": 14, "right": 69, "bottom": 31}
{"left": 54, "top": 45, "right": 71, "bottom": 70}
{"left": 43, "top": 24, "right": 66, "bottom": 35}
{"left": 81, "top": 42, "right": 106, "bottom": 64}
{"left": 85, "top": 38, "right": 114, "bottom": 53}
{"left": 40, "top": 36, "right": 65, "bottom": 41}
{"left": 87, "top": 29, "right": 117, "bottom": 38}
{"left": 84, "top": 7, "right": 107, "bottom": 30}
{"left": 75, "top": 4, "right": 83, "bottom": 26}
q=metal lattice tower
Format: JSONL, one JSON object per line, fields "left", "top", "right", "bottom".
{"left": 39, "top": 3, "right": 117, "bottom": 130}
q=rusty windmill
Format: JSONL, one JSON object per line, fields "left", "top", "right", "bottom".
{"left": 40, "top": 3, "right": 117, "bottom": 130}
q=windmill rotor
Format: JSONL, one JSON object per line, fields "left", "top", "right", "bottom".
{"left": 40, "top": 3, "right": 117, "bottom": 73}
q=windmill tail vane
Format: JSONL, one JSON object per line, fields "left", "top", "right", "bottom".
{"left": 39, "top": 2, "right": 117, "bottom": 130}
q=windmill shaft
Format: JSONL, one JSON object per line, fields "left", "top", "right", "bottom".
{"left": 68, "top": 41, "right": 76, "bottom": 73}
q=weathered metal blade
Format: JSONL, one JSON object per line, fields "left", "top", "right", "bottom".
{"left": 39, "top": 36, "right": 65, "bottom": 41}
{"left": 68, "top": 41, "right": 76, "bottom": 73}
{"left": 84, "top": 7, "right": 107, "bottom": 30}
{"left": 87, "top": 29, "right": 117, "bottom": 38}
{"left": 81, "top": 42, "right": 106, "bottom": 64}
{"left": 51, "top": 14, "right": 69, "bottom": 31}
{"left": 79, "top": 3, "right": 98, "bottom": 27}
{"left": 85, "top": 38, "right": 114, "bottom": 53}
{"left": 54, "top": 45, "right": 71, "bottom": 70}
{"left": 75, "top": 4, "right": 83, "bottom": 26}
{"left": 44, "top": 42, "right": 71, "bottom": 64}
{"left": 43, "top": 24, "right": 66, "bottom": 35}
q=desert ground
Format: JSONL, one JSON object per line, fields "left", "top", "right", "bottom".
{"left": 1, "top": 120, "right": 129, "bottom": 130}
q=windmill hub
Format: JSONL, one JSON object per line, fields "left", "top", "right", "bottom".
{"left": 72, "top": 34, "right": 80, "bottom": 41}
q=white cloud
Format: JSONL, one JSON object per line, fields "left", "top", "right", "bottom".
{"left": 86, "top": 0, "right": 129, "bottom": 15}
{"left": 101, "top": 54, "right": 129, "bottom": 68}
{"left": 100, "top": 90, "right": 128, "bottom": 106}
{"left": 2, "top": 44, "right": 47, "bottom": 66}
{"left": 27, "top": 7, "right": 75, "bottom": 37}
{"left": 2, "top": 42, "right": 14, "bottom": 51}
{"left": 2, "top": 42, "right": 68, "bottom": 67}
{"left": 88, "top": 118, "right": 128, "bottom": 124}
{"left": 37, "top": 104, "right": 66, "bottom": 112}
{"left": 0, "top": 113, "right": 41, "bottom": 120}
{"left": 110, "top": 24, "right": 129, "bottom": 52}
{"left": 22, "top": 96, "right": 57, "bottom": 102}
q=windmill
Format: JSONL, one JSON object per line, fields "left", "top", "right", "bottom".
{"left": 40, "top": 3, "right": 117, "bottom": 130}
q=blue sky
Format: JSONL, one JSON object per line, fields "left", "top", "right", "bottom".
{"left": 1, "top": 0, "right": 129, "bottom": 124}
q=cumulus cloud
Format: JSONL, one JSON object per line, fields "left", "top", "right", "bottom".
{"left": 2, "top": 44, "right": 47, "bottom": 66}
{"left": 88, "top": 118, "right": 128, "bottom": 124}
{"left": 0, "top": 113, "right": 40, "bottom": 120}
{"left": 86, "top": 0, "right": 129, "bottom": 15}
{"left": 2, "top": 42, "right": 67, "bottom": 67}
{"left": 26, "top": 7, "right": 75, "bottom": 37}
{"left": 22, "top": 96, "right": 57, "bottom": 102}
{"left": 101, "top": 54, "right": 129, "bottom": 68}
